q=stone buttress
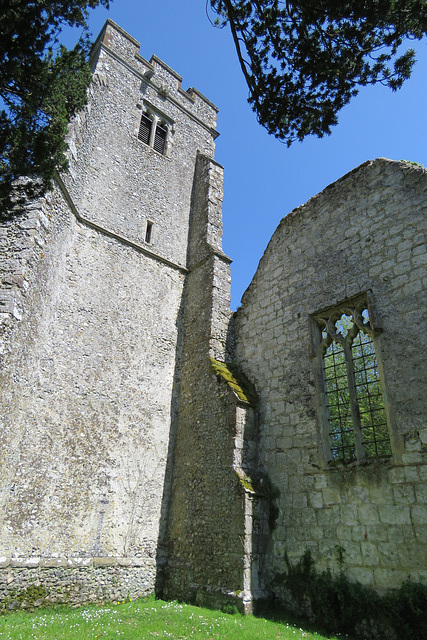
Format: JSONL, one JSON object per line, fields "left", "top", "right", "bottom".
{"left": 161, "top": 152, "right": 261, "bottom": 613}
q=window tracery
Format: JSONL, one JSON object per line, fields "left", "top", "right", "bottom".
{"left": 313, "top": 297, "right": 391, "bottom": 463}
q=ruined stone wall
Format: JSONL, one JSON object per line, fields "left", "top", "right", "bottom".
{"left": 235, "top": 159, "right": 427, "bottom": 593}
{"left": 0, "top": 20, "right": 219, "bottom": 605}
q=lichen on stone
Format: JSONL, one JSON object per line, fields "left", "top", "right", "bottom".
{"left": 236, "top": 470, "right": 256, "bottom": 494}
{"left": 210, "top": 359, "right": 258, "bottom": 405}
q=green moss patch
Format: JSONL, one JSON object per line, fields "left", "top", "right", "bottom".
{"left": 0, "top": 584, "right": 47, "bottom": 614}
{"left": 236, "top": 470, "right": 256, "bottom": 494}
{"left": 210, "top": 359, "right": 258, "bottom": 405}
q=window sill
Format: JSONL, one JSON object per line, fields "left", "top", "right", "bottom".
{"left": 135, "top": 137, "right": 170, "bottom": 160}
{"left": 326, "top": 456, "right": 393, "bottom": 471}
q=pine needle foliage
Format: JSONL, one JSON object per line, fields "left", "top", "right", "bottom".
{"left": 209, "top": 1, "right": 427, "bottom": 145}
{"left": 0, "top": 0, "right": 109, "bottom": 216}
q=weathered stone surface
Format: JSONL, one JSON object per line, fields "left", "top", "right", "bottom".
{"left": 161, "top": 154, "right": 260, "bottom": 613}
{"left": 0, "top": 19, "right": 241, "bottom": 607}
{"left": 234, "top": 158, "right": 427, "bottom": 593}
{"left": 0, "top": 19, "right": 425, "bottom": 615}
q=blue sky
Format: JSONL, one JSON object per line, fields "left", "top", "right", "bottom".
{"left": 72, "top": 0, "right": 427, "bottom": 309}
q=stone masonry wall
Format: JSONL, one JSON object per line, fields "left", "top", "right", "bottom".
{"left": 0, "top": 559, "right": 154, "bottom": 612}
{"left": 0, "top": 193, "right": 65, "bottom": 359}
{"left": 3, "top": 19, "right": 426, "bottom": 614}
{"left": 65, "top": 20, "right": 218, "bottom": 269}
{"left": 0, "top": 180, "right": 185, "bottom": 590}
{"left": 0, "top": 20, "right": 220, "bottom": 606}
{"left": 163, "top": 154, "right": 259, "bottom": 612}
{"left": 235, "top": 159, "right": 427, "bottom": 593}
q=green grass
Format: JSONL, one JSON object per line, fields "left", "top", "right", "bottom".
{"left": 0, "top": 596, "right": 340, "bottom": 640}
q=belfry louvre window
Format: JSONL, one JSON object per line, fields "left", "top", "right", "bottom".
{"left": 153, "top": 123, "right": 166, "bottom": 154}
{"left": 138, "top": 113, "right": 152, "bottom": 145}
{"left": 313, "top": 298, "right": 391, "bottom": 463}
{"left": 137, "top": 112, "right": 167, "bottom": 155}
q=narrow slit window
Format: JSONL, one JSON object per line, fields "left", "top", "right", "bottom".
{"left": 145, "top": 221, "right": 153, "bottom": 244}
{"left": 314, "top": 299, "right": 391, "bottom": 463}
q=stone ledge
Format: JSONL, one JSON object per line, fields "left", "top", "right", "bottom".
{"left": 93, "top": 557, "right": 117, "bottom": 567}
{"left": 9, "top": 558, "right": 41, "bottom": 568}
{"left": 40, "top": 559, "right": 68, "bottom": 568}
{"left": 0, "top": 557, "right": 155, "bottom": 570}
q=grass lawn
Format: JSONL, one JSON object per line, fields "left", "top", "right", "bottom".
{"left": 0, "top": 596, "right": 340, "bottom": 640}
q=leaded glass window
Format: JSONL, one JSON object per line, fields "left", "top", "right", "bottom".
{"left": 314, "top": 299, "right": 391, "bottom": 463}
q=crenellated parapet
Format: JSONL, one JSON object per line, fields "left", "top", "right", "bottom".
{"left": 91, "top": 20, "right": 218, "bottom": 135}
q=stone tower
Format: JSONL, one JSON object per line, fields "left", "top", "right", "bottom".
{"left": 0, "top": 20, "right": 257, "bottom": 609}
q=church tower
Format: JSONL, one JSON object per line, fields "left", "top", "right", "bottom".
{"left": 0, "top": 21, "right": 258, "bottom": 609}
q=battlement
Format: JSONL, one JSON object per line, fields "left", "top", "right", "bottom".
{"left": 91, "top": 19, "right": 218, "bottom": 133}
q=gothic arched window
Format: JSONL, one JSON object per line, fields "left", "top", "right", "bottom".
{"left": 313, "top": 297, "right": 391, "bottom": 463}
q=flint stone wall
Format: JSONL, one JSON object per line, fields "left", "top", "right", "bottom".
{"left": 0, "top": 558, "right": 154, "bottom": 612}
{"left": 163, "top": 154, "right": 259, "bottom": 613}
{"left": 0, "top": 19, "right": 221, "bottom": 605}
{"left": 235, "top": 159, "right": 427, "bottom": 592}
{"left": 1, "top": 19, "right": 426, "bottom": 614}
{"left": 0, "top": 179, "right": 184, "bottom": 585}
{"left": 66, "top": 20, "right": 218, "bottom": 270}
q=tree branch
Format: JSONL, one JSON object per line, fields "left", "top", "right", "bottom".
{"left": 220, "top": 0, "right": 257, "bottom": 93}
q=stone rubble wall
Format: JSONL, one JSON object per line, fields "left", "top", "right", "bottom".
{"left": 0, "top": 180, "right": 185, "bottom": 592}
{"left": 0, "top": 558, "right": 154, "bottom": 612}
{"left": 0, "top": 197, "right": 55, "bottom": 357}
{"left": 163, "top": 154, "right": 259, "bottom": 612}
{"left": 2, "top": 18, "right": 426, "bottom": 615}
{"left": 64, "top": 20, "right": 217, "bottom": 271}
{"left": 234, "top": 158, "right": 427, "bottom": 592}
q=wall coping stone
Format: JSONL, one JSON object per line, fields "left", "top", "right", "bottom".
{"left": 0, "top": 557, "right": 155, "bottom": 569}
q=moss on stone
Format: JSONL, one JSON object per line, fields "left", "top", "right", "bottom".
{"left": 210, "top": 359, "right": 258, "bottom": 405}
{"left": 236, "top": 470, "right": 256, "bottom": 493}
{"left": 0, "top": 584, "right": 47, "bottom": 614}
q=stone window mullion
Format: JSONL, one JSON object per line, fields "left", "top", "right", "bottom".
{"left": 315, "top": 326, "right": 334, "bottom": 463}
{"left": 137, "top": 102, "right": 173, "bottom": 156}
{"left": 313, "top": 295, "right": 391, "bottom": 464}
{"left": 343, "top": 339, "right": 365, "bottom": 462}
{"left": 164, "top": 124, "right": 172, "bottom": 156}
{"left": 148, "top": 113, "right": 159, "bottom": 148}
